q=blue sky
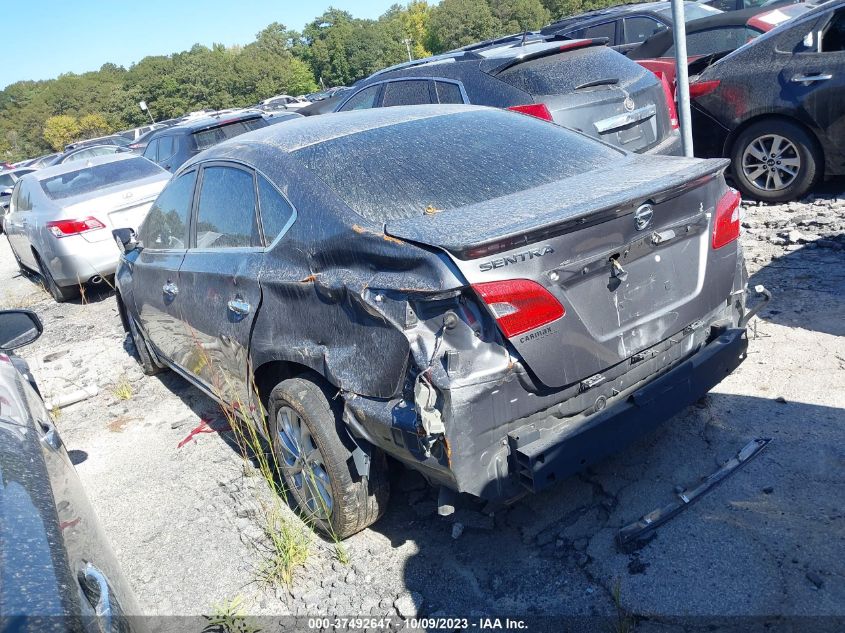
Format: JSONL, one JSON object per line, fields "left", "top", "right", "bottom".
{"left": 3, "top": 0, "right": 399, "bottom": 89}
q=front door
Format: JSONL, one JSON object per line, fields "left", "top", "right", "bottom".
{"left": 131, "top": 169, "right": 197, "bottom": 363}
{"left": 785, "top": 7, "right": 845, "bottom": 164}
{"left": 174, "top": 163, "right": 263, "bottom": 411}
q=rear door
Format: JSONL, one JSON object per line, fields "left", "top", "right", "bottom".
{"left": 174, "top": 163, "right": 264, "bottom": 408}
{"left": 132, "top": 168, "right": 196, "bottom": 363}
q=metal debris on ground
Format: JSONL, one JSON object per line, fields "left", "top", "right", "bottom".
{"left": 617, "top": 438, "right": 772, "bottom": 548}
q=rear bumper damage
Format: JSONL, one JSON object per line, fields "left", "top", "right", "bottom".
{"left": 345, "top": 315, "right": 750, "bottom": 502}
{"left": 509, "top": 327, "right": 748, "bottom": 495}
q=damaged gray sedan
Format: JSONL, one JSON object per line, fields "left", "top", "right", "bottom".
{"left": 113, "top": 105, "right": 759, "bottom": 538}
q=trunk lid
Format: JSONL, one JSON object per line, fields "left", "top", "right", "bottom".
{"left": 490, "top": 45, "right": 672, "bottom": 153}
{"left": 385, "top": 155, "right": 736, "bottom": 389}
{"left": 62, "top": 179, "right": 167, "bottom": 243}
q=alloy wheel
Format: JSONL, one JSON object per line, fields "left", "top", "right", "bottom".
{"left": 741, "top": 134, "right": 801, "bottom": 192}
{"left": 275, "top": 405, "right": 333, "bottom": 520}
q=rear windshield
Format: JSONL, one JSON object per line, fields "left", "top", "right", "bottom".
{"left": 192, "top": 118, "right": 267, "bottom": 151}
{"left": 496, "top": 46, "right": 643, "bottom": 95}
{"left": 293, "top": 109, "right": 622, "bottom": 224}
{"left": 40, "top": 158, "right": 163, "bottom": 200}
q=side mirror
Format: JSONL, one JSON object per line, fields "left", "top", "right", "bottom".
{"left": 113, "top": 227, "right": 140, "bottom": 254}
{"left": 0, "top": 310, "right": 43, "bottom": 350}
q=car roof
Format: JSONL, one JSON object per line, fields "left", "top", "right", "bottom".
{"left": 181, "top": 104, "right": 489, "bottom": 165}
{"left": 26, "top": 152, "right": 148, "bottom": 181}
{"left": 151, "top": 111, "right": 264, "bottom": 135}
{"left": 543, "top": 0, "right": 706, "bottom": 32}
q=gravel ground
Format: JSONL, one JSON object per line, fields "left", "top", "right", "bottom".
{"left": 1, "top": 188, "right": 843, "bottom": 629}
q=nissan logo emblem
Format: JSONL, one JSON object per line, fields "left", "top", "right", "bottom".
{"left": 634, "top": 204, "right": 653, "bottom": 231}
{"left": 623, "top": 97, "right": 635, "bottom": 112}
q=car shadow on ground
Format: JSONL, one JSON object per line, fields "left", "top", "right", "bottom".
{"left": 748, "top": 239, "right": 845, "bottom": 338}
{"left": 373, "top": 394, "right": 845, "bottom": 621}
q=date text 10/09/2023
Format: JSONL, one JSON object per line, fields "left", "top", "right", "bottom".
{"left": 307, "top": 617, "right": 529, "bottom": 630}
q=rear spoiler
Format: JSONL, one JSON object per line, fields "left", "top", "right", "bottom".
{"left": 479, "top": 38, "right": 609, "bottom": 75}
{"left": 385, "top": 155, "right": 729, "bottom": 259}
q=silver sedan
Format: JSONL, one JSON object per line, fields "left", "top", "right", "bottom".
{"left": 4, "top": 153, "right": 170, "bottom": 302}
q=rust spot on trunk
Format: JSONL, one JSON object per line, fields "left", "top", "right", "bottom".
{"left": 351, "top": 224, "right": 404, "bottom": 245}
{"left": 299, "top": 273, "right": 318, "bottom": 283}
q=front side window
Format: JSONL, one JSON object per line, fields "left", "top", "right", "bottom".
{"left": 257, "top": 174, "right": 295, "bottom": 244}
{"left": 822, "top": 9, "right": 845, "bottom": 52}
{"left": 382, "top": 80, "right": 432, "bottom": 107}
{"left": 138, "top": 170, "right": 196, "bottom": 250}
{"left": 0, "top": 173, "right": 14, "bottom": 188}
{"left": 194, "top": 166, "right": 259, "bottom": 249}
{"left": 338, "top": 85, "right": 381, "bottom": 111}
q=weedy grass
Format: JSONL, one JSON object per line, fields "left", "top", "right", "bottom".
{"left": 50, "top": 403, "right": 62, "bottom": 423}
{"left": 612, "top": 578, "right": 635, "bottom": 633}
{"left": 333, "top": 542, "right": 350, "bottom": 566}
{"left": 205, "top": 594, "right": 261, "bottom": 633}
{"left": 110, "top": 376, "right": 133, "bottom": 401}
{"left": 188, "top": 334, "right": 317, "bottom": 586}
{"left": 256, "top": 503, "right": 312, "bottom": 587}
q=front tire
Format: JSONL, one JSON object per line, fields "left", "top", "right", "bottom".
{"left": 268, "top": 374, "right": 389, "bottom": 539}
{"left": 731, "top": 119, "right": 821, "bottom": 203}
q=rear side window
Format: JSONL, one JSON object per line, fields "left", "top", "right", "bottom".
{"left": 435, "top": 81, "right": 464, "bottom": 104}
{"left": 195, "top": 166, "right": 260, "bottom": 249}
{"left": 258, "top": 175, "right": 295, "bottom": 244}
{"left": 293, "top": 109, "right": 622, "bottom": 224}
{"left": 158, "top": 136, "right": 175, "bottom": 162}
{"left": 339, "top": 85, "right": 380, "bottom": 111}
{"left": 40, "top": 158, "right": 163, "bottom": 200}
{"left": 143, "top": 138, "right": 159, "bottom": 162}
{"left": 192, "top": 118, "right": 267, "bottom": 152}
{"left": 496, "top": 46, "right": 643, "bottom": 95}
{"left": 382, "top": 80, "right": 432, "bottom": 106}
{"left": 624, "top": 17, "right": 666, "bottom": 44}
{"left": 139, "top": 170, "right": 196, "bottom": 250}
{"left": 583, "top": 21, "right": 617, "bottom": 41}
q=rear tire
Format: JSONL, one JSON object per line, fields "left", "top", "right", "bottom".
{"left": 730, "top": 119, "right": 821, "bottom": 203}
{"left": 35, "top": 252, "right": 79, "bottom": 303}
{"left": 268, "top": 374, "right": 389, "bottom": 539}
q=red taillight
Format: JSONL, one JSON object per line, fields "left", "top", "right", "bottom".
{"left": 653, "top": 71, "right": 679, "bottom": 130}
{"left": 689, "top": 80, "right": 721, "bottom": 99}
{"left": 472, "top": 279, "right": 565, "bottom": 338}
{"left": 712, "top": 188, "right": 742, "bottom": 249}
{"left": 46, "top": 217, "right": 105, "bottom": 238}
{"left": 507, "top": 103, "right": 554, "bottom": 122}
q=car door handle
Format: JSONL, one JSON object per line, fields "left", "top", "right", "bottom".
{"left": 227, "top": 297, "right": 251, "bottom": 316}
{"left": 162, "top": 281, "right": 179, "bottom": 297}
{"left": 81, "top": 563, "right": 113, "bottom": 631}
{"left": 791, "top": 73, "right": 832, "bottom": 83}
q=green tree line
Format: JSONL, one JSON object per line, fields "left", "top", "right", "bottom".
{"left": 0, "top": 0, "right": 633, "bottom": 161}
